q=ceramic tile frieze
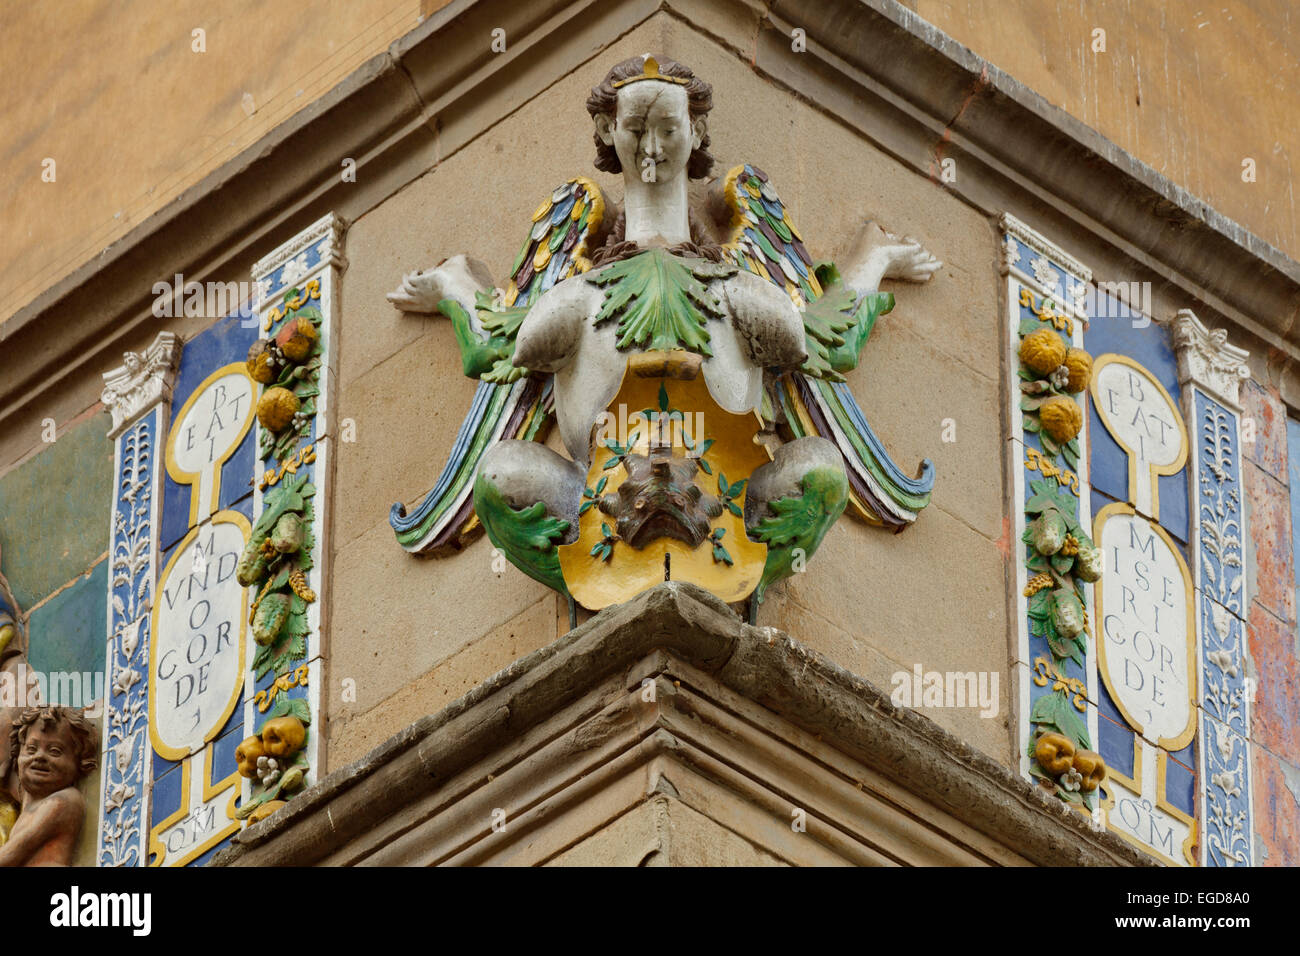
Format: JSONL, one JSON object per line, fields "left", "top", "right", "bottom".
{"left": 1001, "top": 214, "right": 1103, "bottom": 821}
{"left": 1002, "top": 260, "right": 1259, "bottom": 865}
{"left": 1086, "top": 336, "right": 1199, "bottom": 865}
{"left": 145, "top": 312, "right": 258, "bottom": 866}
{"left": 236, "top": 214, "right": 343, "bottom": 826}
{"left": 1165, "top": 308, "right": 1254, "bottom": 866}
{"left": 97, "top": 332, "right": 180, "bottom": 866}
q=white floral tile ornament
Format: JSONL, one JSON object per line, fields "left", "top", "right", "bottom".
{"left": 1001, "top": 235, "right": 1021, "bottom": 271}
{"left": 254, "top": 277, "right": 273, "bottom": 308}
{"left": 1069, "top": 281, "right": 1089, "bottom": 309}
{"left": 1031, "top": 255, "right": 1060, "bottom": 295}
{"left": 279, "top": 252, "right": 311, "bottom": 287}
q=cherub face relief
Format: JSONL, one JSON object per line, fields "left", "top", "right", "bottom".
{"left": 17, "top": 722, "right": 81, "bottom": 799}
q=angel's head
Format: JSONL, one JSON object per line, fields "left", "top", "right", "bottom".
{"left": 587, "top": 55, "right": 713, "bottom": 185}
{"left": 11, "top": 706, "right": 97, "bottom": 799}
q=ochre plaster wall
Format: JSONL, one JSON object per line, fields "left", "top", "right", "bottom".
{"left": 0, "top": 0, "right": 444, "bottom": 323}
{"left": 909, "top": 0, "right": 1298, "bottom": 260}
{"left": 323, "top": 15, "right": 1013, "bottom": 768}
{"left": 2, "top": 0, "right": 1294, "bottom": 329}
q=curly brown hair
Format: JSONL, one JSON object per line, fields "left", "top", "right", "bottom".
{"left": 9, "top": 707, "right": 97, "bottom": 779}
{"left": 585, "top": 56, "right": 714, "bottom": 180}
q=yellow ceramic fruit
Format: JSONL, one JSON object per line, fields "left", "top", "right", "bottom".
{"left": 261, "top": 716, "right": 306, "bottom": 758}
{"left": 1039, "top": 395, "right": 1083, "bottom": 442}
{"left": 275, "top": 317, "right": 318, "bottom": 362}
{"left": 246, "top": 340, "right": 277, "bottom": 384}
{"left": 257, "top": 386, "right": 300, "bottom": 433}
{"left": 246, "top": 800, "right": 288, "bottom": 826}
{"left": 1071, "top": 749, "right": 1107, "bottom": 793}
{"left": 1063, "top": 347, "right": 1092, "bottom": 393}
{"left": 1019, "top": 328, "right": 1067, "bottom": 377}
{"left": 0, "top": 797, "right": 18, "bottom": 845}
{"left": 1034, "top": 731, "right": 1076, "bottom": 776}
{"left": 235, "top": 736, "right": 266, "bottom": 779}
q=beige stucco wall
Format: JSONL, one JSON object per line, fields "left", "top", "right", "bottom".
{"left": 2, "top": 0, "right": 1294, "bottom": 329}
{"left": 909, "top": 0, "right": 1298, "bottom": 262}
{"left": 322, "top": 13, "right": 1014, "bottom": 769}
{"left": 0, "top": 0, "right": 445, "bottom": 324}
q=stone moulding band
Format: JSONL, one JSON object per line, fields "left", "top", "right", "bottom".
{"left": 212, "top": 582, "right": 1155, "bottom": 868}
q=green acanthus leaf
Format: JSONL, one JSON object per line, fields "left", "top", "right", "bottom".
{"left": 587, "top": 248, "right": 734, "bottom": 355}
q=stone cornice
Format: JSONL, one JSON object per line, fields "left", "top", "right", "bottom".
{"left": 100, "top": 331, "right": 181, "bottom": 439}
{"left": 3, "top": 0, "right": 1298, "bottom": 429}
{"left": 1159, "top": 308, "right": 1252, "bottom": 410}
{"left": 751, "top": 0, "right": 1300, "bottom": 357}
{"left": 213, "top": 582, "right": 1154, "bottom": 867}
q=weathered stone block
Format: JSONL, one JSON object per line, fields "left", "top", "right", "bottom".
{"left": 1240, "top": 379, "right": 1287, "bottom": 483}
{"left": 1251, "top": 743, "right": 1300, "bottom": 867}
{"left": 1244, "top": 460, "right": 1296, "bottom": 625}
{"left": 1246, "top": 601, "right": 1300, "bottom": 766}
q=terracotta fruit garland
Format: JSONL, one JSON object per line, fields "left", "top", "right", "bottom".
{"left": 1017, "top": 292, "right": 1105, "bottom": 807}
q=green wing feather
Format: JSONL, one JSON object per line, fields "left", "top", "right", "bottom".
{"left": 391, "top": 178, "right": 606, "bottom": 554}
{"left": 719, "top": 163, "right": 934, "bottom": 529}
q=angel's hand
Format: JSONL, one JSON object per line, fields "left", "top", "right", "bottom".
{"left": 880, "top": 233, "right": 942, "bottom": 283}
{"left": 386, "top": 254, "right": 495, "bottom": 314}
{"left": 386, "top": 268, "right": 447, "bottom": 313}
{"left": 841, "top": 222, "right": 942, "bottom": 291}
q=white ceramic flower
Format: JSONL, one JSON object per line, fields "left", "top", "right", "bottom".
{"left": 1031, "top": 256, "right": 1059, "bottom": 293}
{"left": 279, "top": 252, "right": 311, "bottom": 286}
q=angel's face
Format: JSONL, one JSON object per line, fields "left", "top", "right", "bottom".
{"left": 597, "top": 81, "right": 703, "bottom": 186}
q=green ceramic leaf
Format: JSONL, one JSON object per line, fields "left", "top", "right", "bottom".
{"left": 473, "top": 474, "right": 570, "bottom": 594}
{"left": 588, "top": 248, "right": 732, "bottom": 355}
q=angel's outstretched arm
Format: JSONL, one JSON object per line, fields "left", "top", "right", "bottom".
{"left": 387, "top": 255, "right": 520, "bottom": 380}
{"left": 386, "top": 254, "right": 494, "bottom": 316}
{"left": 839, "top": 222, "right": 941, "bottom": 294}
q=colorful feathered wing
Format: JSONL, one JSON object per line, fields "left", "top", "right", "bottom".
{"left": 719, "top": 163, "right": 934, "bottom": 529}
{"left": 390, "top": 178, "right": 607, "bottom": 554}
{"left": 0, "top": 560, "right": 23, "bottom": 668}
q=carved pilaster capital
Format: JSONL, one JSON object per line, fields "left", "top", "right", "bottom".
{"left": 1160, "top": 309, "right": 1250, "bottom": 409}
{"left": 101, "top": 332, "right": 181, "bottom": 439}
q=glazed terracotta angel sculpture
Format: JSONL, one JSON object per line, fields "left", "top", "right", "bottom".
{"left": 388, "top": 55, "right": 939, "bottom": 621}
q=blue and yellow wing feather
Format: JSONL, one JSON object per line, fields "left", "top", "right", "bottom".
{"left": 391, "top": 178, "right": 606, "bottom": 554}
{"left": 720, "top": 164, "right": 933, "bottom": 529}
